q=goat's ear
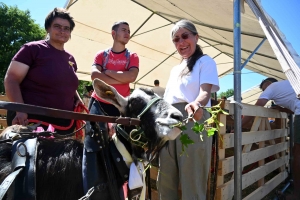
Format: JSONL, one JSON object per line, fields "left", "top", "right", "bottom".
{"left": 93, "top": 78, "right": 127, "bottom": 114}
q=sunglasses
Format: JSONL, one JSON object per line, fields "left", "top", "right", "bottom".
{"left": 172, "top": 32, "right": 195, "bottom": 43}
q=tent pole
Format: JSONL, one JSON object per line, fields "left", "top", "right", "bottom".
{"left": 241, "top": 37, "right": 267, "bottom": 69}
{"left": 130, "top": 12, "right": 155, "bottom": 38}
{"left": 133, "top": 51, "right": 176, "bottom": 89}
{"left": 233, "top": 0, "right": 242, "bottom": 200}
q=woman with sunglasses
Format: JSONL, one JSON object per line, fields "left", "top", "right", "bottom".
{"left": 4, "top": 8, "right": 83, "bottom": 134}
{"left": 157, "top": 19, "right": 219, "bottom": 200}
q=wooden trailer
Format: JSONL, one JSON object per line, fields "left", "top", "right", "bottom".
{"left": 148, "top": 100, "right": 290, "bottom": 200}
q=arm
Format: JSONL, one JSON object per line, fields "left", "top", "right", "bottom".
{"left": 4, "top": 61, "right": 30, "bottom": 125}
{"left": 271, "top": 105, "right": 294, "bottom": 114}
{"left": 185, "top": 83, "right": 212, "bottom": 121}
{"left": 104, "top": 67, "right": 139, "bottom": 83}
{"left": 242, "top": 98, "right": 269, "bottom": 128}
{"left": 91, "top": 64, "right": 123, "bottom": 84}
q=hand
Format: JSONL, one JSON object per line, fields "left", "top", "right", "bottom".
{"left": 108, "top": 123, "right": 116, "bottom": 138}
{"left": 12, "top": 112, "right": 28, "bottom": 126}
{"left": 185, "top": 101, "right": 203, "bottom": 121}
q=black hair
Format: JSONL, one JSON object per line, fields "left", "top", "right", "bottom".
{"left": 180, "top": 45, "right": 204, "bottom": 77}
{"left": 259, "top": 77, "right": 278, "bottom": 89}
{"left": 44, "top": 8, "right": 75, "bottom": 31}
{"left": 112, "top": 21, "right": 129, "bottom": 31}
{"left": 154, "top": 80, "right": 159, "bottom": 85}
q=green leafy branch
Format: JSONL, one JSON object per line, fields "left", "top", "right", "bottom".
{"left": 173, "top": 101, "right": 229, "bottom": 154}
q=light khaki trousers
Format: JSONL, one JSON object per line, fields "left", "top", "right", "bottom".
{"left": 157, "top": 102, "right": 212, "bottom": 200}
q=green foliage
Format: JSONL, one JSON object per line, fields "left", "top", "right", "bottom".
{"left": 0, "top": 3, "right": 46, "bottom": 93}
{"left": 78, "top": 80, "right": 92, "bottom": 98}
{"left": 218, "top": 88, "right": 234, "bottom": 99}
{"left": 178, "top": 102, "right": 229, "bottom": 154}
{"left": 179, "top": 133, "right": 194, "bottom": 156}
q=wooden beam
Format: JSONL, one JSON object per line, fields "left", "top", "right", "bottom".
{"left": 224, "top": 102, "right": 287, "bottom": 118}
{"left": 0, "top": 109, "right": 6, "bottom": 116}
{"left": 243, "top": 171, "right": 288, "bottom": 200}
{"left": 218, "top": 142, "right": 288, "bottom": 175}
{"left": 217, "top": 155, "right": 288, "bottom": 200}
{"left": 258, "top": 120, "right": 266, "bottom": 186}
{"left": 0, "top": 119, "right": 7, "bottom": 127}
{"left": 0, "top": 95, "right": 8, "bottom": 101}
{"left": 221, "top": 129, "right": 287, "bottom": 148}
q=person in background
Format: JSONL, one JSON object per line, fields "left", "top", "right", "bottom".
{"left": 242, "top": 78, "right": 300, "bottom": 200}
{"left": 152, "top": 79, "right": 165, "bottom": 98}
{"left": 4, "top": 7, "right": 83, "bottom": 135}
{"left": 82, "top": 85, "right": 93, "bottom": 108}
{"left": 157, "top": 19, "right": 220, "bottom": 200}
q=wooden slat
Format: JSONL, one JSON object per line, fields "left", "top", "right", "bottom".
{"left": 218, "top": 142, "right": 288, "bottom": 175}
{"left": 243, "top": 171, "right": 288, "bottom": 200}
{"left": 0, "top": 95, "right": 8, "bottom": 101}
{"left": 224, "top": 102, "right": 287, "bottom": 118}
{"left": 221, "top": 129, "right": 287, "bottom": 148}
{"left": 0, "top": 109, "right": 6, "bottom": 116}
{"left": 258, "top": 121, "right": 265, "bottom": 186}
{"left": 218, "top": 114, "right": 227, "bottom": 134}
{"left": 217, "top": 149, "right": 225, "bottom": 187}
{"left": 217, "top": 155, "right": 288, "bottom": 200}
{"left": 0, "top": 119, "right": 7, "bottom": 127}
{"left": 150, "top": 166, "right": 158, "bottom": 181}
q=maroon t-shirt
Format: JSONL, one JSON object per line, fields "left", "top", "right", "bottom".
{"left": 12, "top": 40, "right": 78, "bottom": 111}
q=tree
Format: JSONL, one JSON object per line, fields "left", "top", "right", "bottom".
{"left": 0, "top": 3, "right": 46, "bottom": 93}
{"left": 78, "top": 80, "right": 92, "bottom": 98}
{"left": 218, "top": 88, "right": 234, "bottom": 99}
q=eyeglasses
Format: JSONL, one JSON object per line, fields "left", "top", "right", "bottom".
{"left": 172, "top": 32, "right": 194, "bottom": 43}
{"left": 52, "top": 24, "right": 71, "bottom": 32}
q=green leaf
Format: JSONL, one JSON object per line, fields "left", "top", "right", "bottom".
{"left": 179, "top": 133, "right": 194, "bottom": 152}
{"left": 180, "top": 125, "right": 187, "bottom": 131}
{"left": 207, "top": 128, "right": 217, "bottom": 136}
{"left": 191, "top": 122, "right": 204, "bottom": 133}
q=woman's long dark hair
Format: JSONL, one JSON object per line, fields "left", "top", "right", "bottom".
{"left": 180, "top": 44, "right": 204, "bottom": 77}
{"left": 171, "top": 19, "right": 204, "bottom": 77}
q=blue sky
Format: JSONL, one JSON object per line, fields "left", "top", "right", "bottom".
{"left": 2, "top": 0, "right": 299, "bottom": 93}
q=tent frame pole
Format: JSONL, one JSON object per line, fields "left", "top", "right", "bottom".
{"left": 130, "top": 12, "right": 155, "bottom": 38}
{"left": 241, "top": 37, "right": 267, "bottom": 69}
{"left": 133, "top": 51, "right": 177, "bottom": 89}
{"left": 233, "top": 0, "right": 242, "bottom": 199}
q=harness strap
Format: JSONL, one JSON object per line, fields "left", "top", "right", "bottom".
{"left": 0, "top": 168, "right": 23, "bottom": 200}
{"left": 137, "top": 97, "right": 161, "bottom": 119}
{"left": 102, "top": 48, "right": 131, "bottom": 71}
{"left": 12, "top": 138, "right": 37, "bottom": 200}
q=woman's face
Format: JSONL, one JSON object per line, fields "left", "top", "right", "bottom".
{"left": 47, "top": 17, "right": 71, "bottom": 44}
{"left": 172, "top": 28, "right": 198, "bottom": 59}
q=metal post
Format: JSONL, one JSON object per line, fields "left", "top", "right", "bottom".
{"left": 233, "top": 0, "right": 242, "bottom": 199}
{"left": 289, "top": 113, "right": 294, "bottom": 178}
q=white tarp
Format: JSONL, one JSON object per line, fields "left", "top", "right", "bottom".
{"left": 64, "top": 0, "right": 299, "bottom": 93}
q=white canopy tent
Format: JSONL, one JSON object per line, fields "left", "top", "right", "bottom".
{"left": 64, "top": 0, "right": 299, "bottom": 90}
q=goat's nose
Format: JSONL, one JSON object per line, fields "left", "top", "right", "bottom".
{"left": 170, "top": 112, "right": 183, "bottom": 122}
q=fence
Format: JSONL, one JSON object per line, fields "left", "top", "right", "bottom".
{"left": 216, "top": 101, "right": 289, "bottom": 200}
{"left": 0, "top": 95, "right": 8, "bottom": 134}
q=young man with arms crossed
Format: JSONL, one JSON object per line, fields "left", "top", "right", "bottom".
{"left": 83, "top": 21, "right": 139, "bottom": 200}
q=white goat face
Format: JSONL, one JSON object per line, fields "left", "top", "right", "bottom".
{"left": 93, "top": 79, "right": 183, "bottom": 143}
